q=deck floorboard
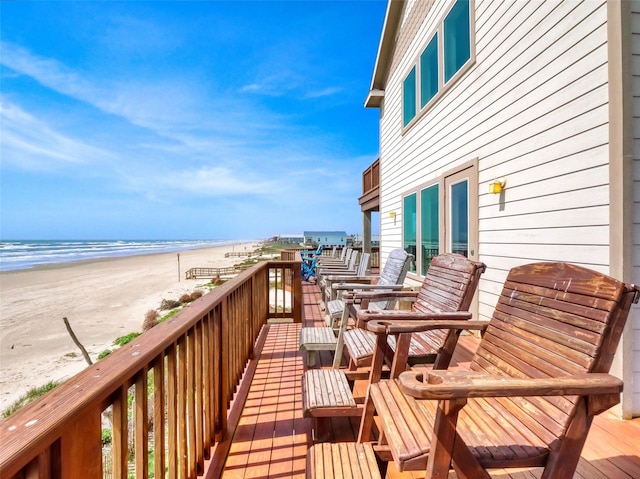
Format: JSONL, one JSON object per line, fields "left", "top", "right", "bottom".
{"left": 221, "top": 280, "right": 640, "bottom": 478}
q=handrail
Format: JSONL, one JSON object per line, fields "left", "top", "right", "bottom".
{"left": 0, "top": 254, "right": 302, "bottom": 479}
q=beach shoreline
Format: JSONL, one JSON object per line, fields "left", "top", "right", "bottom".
{"left": 0, "top": 241, "right": 257, "bottom": 412}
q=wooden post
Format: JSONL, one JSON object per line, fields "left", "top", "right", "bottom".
{"left": 177, "top": 253, "right": 181, "bottom": 282}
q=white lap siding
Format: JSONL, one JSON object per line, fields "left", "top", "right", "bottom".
{"left": 379, "top": 0, "right": 610, "bottom": 315}
{"left": 630, "top": 0, "right": 640, "bottom": 417}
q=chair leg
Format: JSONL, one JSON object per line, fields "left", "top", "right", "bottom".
{"left": 314, "top": 417, "right": 331, "bottom": 443}
{"left": 332, "top": 307, "right": 350, "bottom": 369}
{"left": 307, "top": 350, "right": 317, "bottom": 367}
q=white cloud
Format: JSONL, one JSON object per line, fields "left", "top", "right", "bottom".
{"left": 162, "top": 166, "right": 278, "bottom": 196}
{"left": 0, "top": 100, "right": 110, "bottom": 169}
{"left": 0, "top": 41, "right": 370, "bottom": 205}
{"left": 1, "top": 42, "right": 101, "bottom": 106}
{"left": 305, "top": 87, "right": 342, "bottom": 99}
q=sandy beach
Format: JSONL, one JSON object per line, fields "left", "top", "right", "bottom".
{"left": 0, "top": 242, "right": 256, "bottom": 412}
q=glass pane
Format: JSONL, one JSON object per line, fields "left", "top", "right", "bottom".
{"left": 450, "top": 180, "right": 468, "bottom": 256}
{"left": 403, "top": 193, "right": 417, "bottom": 273}
{"left": 420, "top": 33, "right": 438, "bottom": 108}
{"left": 420, "top": 184, "right": 439, "bottom": 275}
{"left": 444, "top": 0, "right": 471, "bottom": 83}
{"left": 403, "top": 67, "right": 417, "bottom": 126}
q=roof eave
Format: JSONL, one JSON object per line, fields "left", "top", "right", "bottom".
{"left": 365, "top": 89, "right": 385, "bottom": 108}
{"left": 364, "top": 0, "right": 405, "bottom": 108}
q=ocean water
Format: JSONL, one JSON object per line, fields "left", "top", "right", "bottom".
{"left": 0, "top": 240, "right": 245, "bottom": 272}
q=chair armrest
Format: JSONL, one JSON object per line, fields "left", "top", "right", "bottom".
{"left": 359, "top": 311, "right": 476, "bottom": 327}
{"left": 365, "top": 316, "right": 480, "bottom": 331}
{"left": 334, "top": 275, "right": 380, "bottom": 282}
{"left": 317, "top": 267, "right": 355, "bottom": 274}
{"left": 325, "top": 274, "right": 372, "bottom": 283}
{"left": 334, "top": 283, "right": 404, "bottom": 292}
{"left": 345, "top": 290, "right": 419, "bottom": 303}
{"left": 398, "top": 370, "right": 623, "bottom": 402}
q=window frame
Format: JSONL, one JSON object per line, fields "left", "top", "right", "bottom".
{"left": 401, "top": 0, "right": 475, "bottom": 133}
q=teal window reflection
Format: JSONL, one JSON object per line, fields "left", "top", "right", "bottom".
{"left": 444, "top": 0, "right": 471, "bottom": 83}
{"left": 420, "top": 184, "right": 439, "bottom": 275}
{"left": 450, "top": 180, "right": 468, "bottom": 256}
{"left": 403, "top": 193, "right": 417, "bottom": 273}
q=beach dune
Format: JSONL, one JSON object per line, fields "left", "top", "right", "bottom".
{"left": 0, "top": 242, "right": 256, "bottom": 412}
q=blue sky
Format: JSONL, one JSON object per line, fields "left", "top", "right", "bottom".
{"left": 1, "top": 0, "right": 385, "bottom": 240}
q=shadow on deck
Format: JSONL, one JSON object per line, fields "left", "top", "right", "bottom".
{"left": 220, "top": 281, "right": 640, "bottom": 479}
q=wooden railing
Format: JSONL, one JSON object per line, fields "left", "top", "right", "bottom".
{"left": 362, "top": 158, "right": 379, "bottom": 196}
{"left": 0, "top": 253, "right": 302, "bottom": 479}
{"left": 359, "top": 158, "right": 380, "bottom": 212}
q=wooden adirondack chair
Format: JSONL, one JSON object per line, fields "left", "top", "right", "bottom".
{"left": 299, "top": 249, "right": 410, "bottom": 367}
{"left": 306, "top": 262, "right": 640, "bottom": 479}
{"left": 316, "top": 250, "right": 358, "bottom": 286}
{"left": 301, "top": 254, "right": 319, "bottom": 281}
{"left": 343, "top": 253, "right": 486, "bottom": 371}
{"left": 327, "top": 248, "right": 413, "bottom": 368}
{"left": 321, "top": 252, "right": 371, "bottom": 304}
{"left": 301, "top": 253, "right": 484, "bottom": 441}
{"left": 318, "top": 247, "right": 349, "bottom": 267}
{"left": 301, "top": 245, "right": 323, "bottom": 259}
{"left": 317, "top": 251, "right": 362, "bottom": 308}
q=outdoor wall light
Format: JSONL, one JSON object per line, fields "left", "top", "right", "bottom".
{"left": 489, "top": 177, "right": 506, "bottom": 194}
{"left": 389, "top": 211, "right": 396, "bottom": 218}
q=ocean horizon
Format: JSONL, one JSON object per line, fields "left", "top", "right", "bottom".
{"left": 0, "top": 239, "right": 254, "bottom": 272}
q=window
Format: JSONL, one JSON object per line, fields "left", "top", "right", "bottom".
{"left": 444, "top": 0, "right": 471, "bottom": 83}
{"left": 403, "top": 67, "right": 417, "bottom": 127}
{"left": 420, "top": 34, "right": 438, "bottom": 108}
{"left": 403, "top": 193, "right": 417, "bottom": 273}
{"left": 420, "top": 184, "right": 439, "bottom": 275}
{"left": 401, "top": 0, "right": 473, "bottom": 129}
{"left": 401, "top": 162, "right": 477, "bottom": 277}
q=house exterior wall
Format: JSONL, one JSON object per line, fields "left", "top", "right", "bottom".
{"left": 630, "top": 0, "right": 640, "bottom": 416}
{"left": 374, "top": 0, "right": 638, "bottom": 416}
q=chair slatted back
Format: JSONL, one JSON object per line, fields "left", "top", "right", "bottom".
{"left": 470, "top": 262, "right": 635, "bottom": 435}
{"left": 413, "top": 254, "right": 484, "bottom": 314}
{"left": 369, "top": 249, "right": 413, "bottom": 312}
{"left": 356, "top": 253, "right": 371, "bottom": 277}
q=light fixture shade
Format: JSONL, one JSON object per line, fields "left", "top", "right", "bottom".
{"left": 489, "top": 177, "right": 506, "bottom": 194}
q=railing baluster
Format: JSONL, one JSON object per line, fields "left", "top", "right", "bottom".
{"left": 135, "top": 368, "right": 148, "bottom": 479}
{"left": 153, "top": 354, "right": 165, "bottom": 479}
{"left": 167, "top": 343, "right": 177, "bottom": 479}
{"left": 177, "top": 335, "right": 187, "bottom": 479}
{"left": 187, "top": 329, "right": 196, "bottom": 479}
{"left": 195, "top": 321, "right": 204, "bottom": 472}
{"left": 113, "top": 385, "right": 128, "bottom": 479}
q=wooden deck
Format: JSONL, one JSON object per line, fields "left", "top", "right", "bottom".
{"left": 220, "top": 281, "right": 640, "bottom": 479}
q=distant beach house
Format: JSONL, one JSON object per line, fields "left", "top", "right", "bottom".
{"left": 303, "top": 231, "right": 347, "bottom": 247}
{"left": 277, "top": 234, "right": 305, "bottom": 245}
{"left": 364, "top": 0, "right": 639, "bottom": 417}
